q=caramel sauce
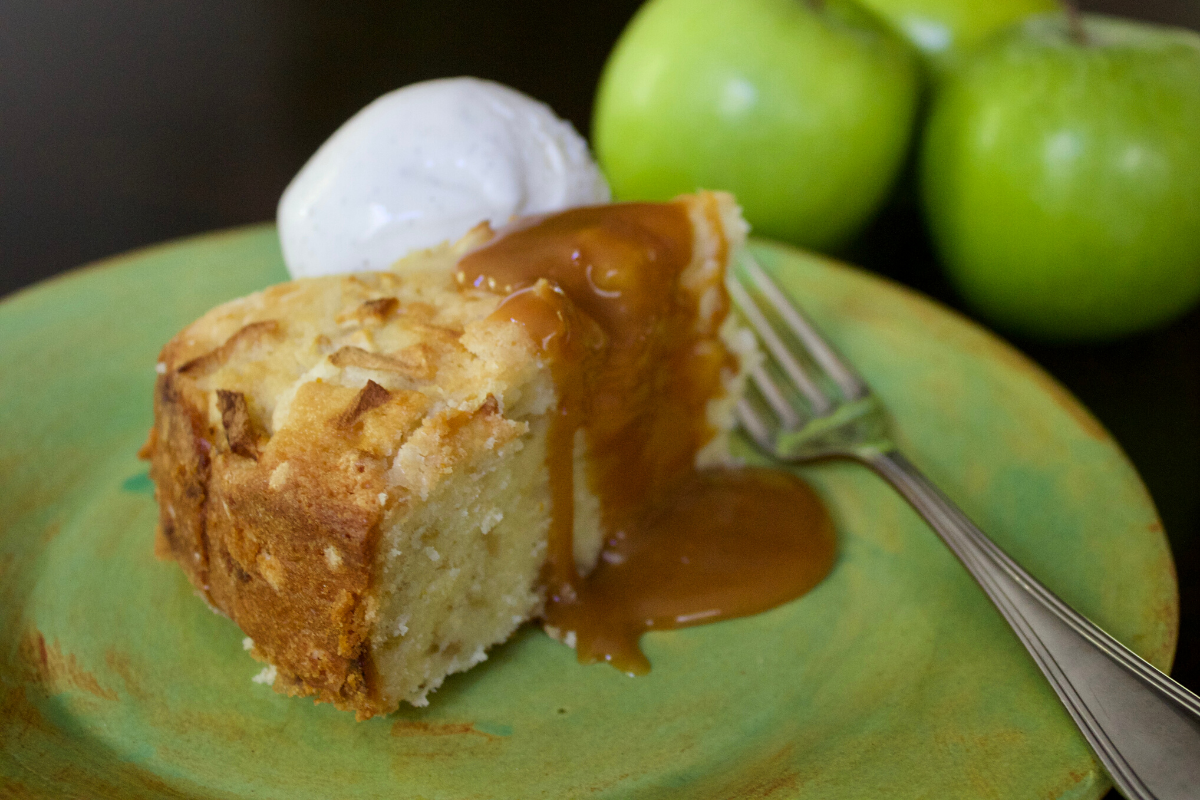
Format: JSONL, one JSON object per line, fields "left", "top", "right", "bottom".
{"left": 458, "top": 201, "right": 836, "bottom": 673}
{"left": 562, "top": 467, "right": 834, "bottom": 673}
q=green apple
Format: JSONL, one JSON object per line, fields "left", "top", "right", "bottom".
{"left": 920, "top": 14, "right": 1200, "bottom": 340}
{"left": 593, "top": 0, "right": 920, "bottom": 252}
{"left": 858, "top": 0, "right": 1055, "bottom": 77}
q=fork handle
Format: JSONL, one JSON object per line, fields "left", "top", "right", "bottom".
{"left": 865, "top": 450, "right": 1200, "bottom": 800}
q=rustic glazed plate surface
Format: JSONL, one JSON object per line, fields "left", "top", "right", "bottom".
{"left": 0, "top": 228, "right": 1178, "bottom": 799}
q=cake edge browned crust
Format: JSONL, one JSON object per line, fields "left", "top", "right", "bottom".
{"left": 146, "top": 333, "right": 390, "bottom": 720}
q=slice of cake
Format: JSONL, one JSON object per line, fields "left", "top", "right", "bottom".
{"left": 145, "top": 191, "right": 750, "bottom": 718}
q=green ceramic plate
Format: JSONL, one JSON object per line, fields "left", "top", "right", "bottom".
{"left": 0, "top": 228, "right": 1177, "bottom": 799}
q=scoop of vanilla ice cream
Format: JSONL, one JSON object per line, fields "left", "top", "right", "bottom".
{"left": 277, "top": 77, "right": 611, "bottom": 279}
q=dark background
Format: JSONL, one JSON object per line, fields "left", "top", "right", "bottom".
{"left": 2, "top": 1, "right": 1198, "bottom": 793}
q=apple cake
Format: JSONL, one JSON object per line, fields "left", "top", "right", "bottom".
{"left": 144, "top": 191, "right": 751, "bottom": 718}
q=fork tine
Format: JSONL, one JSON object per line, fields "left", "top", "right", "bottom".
{"left": 736, "top": 397, "right": 774, "bottom": 450}
{"left": 741, "top": 251, "right": 869, "bottom": 401}
{"left": 728, "top": 273, "right": 833, "bottom": 416}
{"left": 748, "top": 362, "right": 802, "bottom": 429}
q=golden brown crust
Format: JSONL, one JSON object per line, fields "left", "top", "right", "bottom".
{"left": 149, "top": 368, "right": 388, "bottom": 715}
{"left": 205, "top": 436, "right": 383, "bottom": 716}
{"left": 149, "top": 370, "right": 215, "bottom": 591}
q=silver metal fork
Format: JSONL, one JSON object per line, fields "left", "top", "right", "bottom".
{"left": 730, "top": 250, "right": 1200, "bottom": 800}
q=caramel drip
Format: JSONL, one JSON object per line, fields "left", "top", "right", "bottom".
{"left": 458, "top": 201, "right": 835, "bottom": 671}
{"left": 557, "top": 467, "right": 836, "bottom": 674}
{"left": 485, "top": 280, "right": 604, "bottom": 600}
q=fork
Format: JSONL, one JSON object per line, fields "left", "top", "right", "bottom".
{"left": 730, "top": 250, "right": 1200, "bottom": 800}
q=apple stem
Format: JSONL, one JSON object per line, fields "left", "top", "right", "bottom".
{"left": 805, "top": 0, "right": 825, "bottom": 11}
{"left": 1060, "top": 0, "right": 1089, "bottom": 45}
